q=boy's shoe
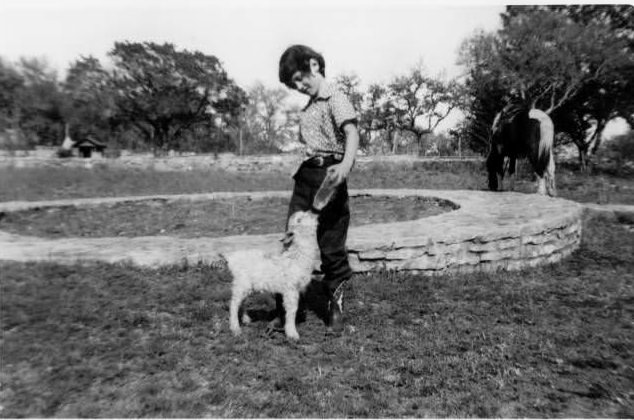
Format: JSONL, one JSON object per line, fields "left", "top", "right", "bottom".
{"left": 326, "top": 289, "right": 344, "bottom": 334}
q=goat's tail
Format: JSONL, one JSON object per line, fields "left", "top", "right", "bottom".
{"left": 210, "top": 254, "right": 229, "bottom": 271}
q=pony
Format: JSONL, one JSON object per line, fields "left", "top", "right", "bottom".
{"left": 486, "top": 106, "right": 556, "bottom": 196}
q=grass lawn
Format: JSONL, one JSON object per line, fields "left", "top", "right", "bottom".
{"left": 1, "top": 159, "right": 633, "bottom": 417}
{"left": 1, "top": 160, "right": 633, "bottom": 204}
{"left": 1, "top": 215, "right": 632, "bottom": 417}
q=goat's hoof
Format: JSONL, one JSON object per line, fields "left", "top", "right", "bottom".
{"left": 241, "top": 313, "right": 252, "bottom": 325}
{"left": 263, "top": 318, "right": 282, "bottom": 337}
{"left": 230, "top": 327, "right": 241, "bottom": 336}
{"left": 265, "top": 317, "right": 284, "bottom": 333}
{"left": 285, "top": 332, "right": 300, "bottom": 341}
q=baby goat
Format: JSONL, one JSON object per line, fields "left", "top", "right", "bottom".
{"left": 226, "top": 210, "right": 320, "bottom": 340}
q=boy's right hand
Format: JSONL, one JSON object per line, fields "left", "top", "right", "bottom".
{"left": 327, "top": 161, "right": 351, "bottom": 186}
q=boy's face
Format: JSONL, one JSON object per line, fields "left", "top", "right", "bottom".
{"left": 290, "top": 58, "right": 322, "bottom": 97}
{"left": 291, "top": 71, "right": 318, "bottom": 96}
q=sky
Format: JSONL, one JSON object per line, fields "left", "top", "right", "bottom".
{"left": 0, "top": 0, "right": 504, "bottom": 87}
{"left": 0, "top": 0, "right": 628, "bottom": 136}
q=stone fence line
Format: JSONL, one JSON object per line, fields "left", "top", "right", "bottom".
{"left": 0, "top": 150, "right": 483, "bottom": 172}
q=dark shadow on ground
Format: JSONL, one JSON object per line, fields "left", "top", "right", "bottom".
{"left": 244, "top": 274, "right": 330, "bottom": 331}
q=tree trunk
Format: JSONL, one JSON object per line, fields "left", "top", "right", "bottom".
{"left": 591, "top": 120, "right": 606, "bottom": 155}
{"left": 12, "top": 102, "right": 20, "bottom": 130}
{"left": 133, "top": 122, "right": 153, "bottom": 144}
{"left": 577, "top": 144, "right": 590, "bottom": 173}
{"left": 391, "top": 130, "right": 398, "bottom": 154}
{"left": 386, "top": 127, "right": 397, "bottom": 155}
{"left": 416, "top": 133, "right": 422, "bottom": 156}
{"left": 238, "top": 123, "right": 244, "bottom": 156}
{"left": 154, "top": 124, "right": 169, "bottom": 156}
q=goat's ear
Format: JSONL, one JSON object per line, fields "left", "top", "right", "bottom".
{"left": 281, "top": 231, "right": 295, "bottom": 249}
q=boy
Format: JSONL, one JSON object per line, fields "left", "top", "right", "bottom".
{"left": 278, "top": 44, "right": 359, "bottom": 334}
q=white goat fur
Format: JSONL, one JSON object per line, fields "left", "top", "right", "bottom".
{"left": 226, "top": 211, "right": 320, "bottom": 340}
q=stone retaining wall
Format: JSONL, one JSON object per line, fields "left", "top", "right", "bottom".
{"left": 348, "top": 214, "right": 582, "bottom": 275}
{"left": 344, "top": 189, "right": 583, "bottom": 274}
{"left": 0, "top": 189, "right": 584, "bottom": 275}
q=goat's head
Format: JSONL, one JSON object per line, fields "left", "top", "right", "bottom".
{"left": 287, "top": 210, "right": 319, "bottom": 232}
{"left": 281, "top": 210, "right": 319, "bottom": 252}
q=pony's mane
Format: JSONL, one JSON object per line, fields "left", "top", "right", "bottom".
{"left": 492, "top": 102, "right": 525, "bottom": 133}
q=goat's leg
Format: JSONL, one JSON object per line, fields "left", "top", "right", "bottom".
{"left": 265, "top": 294, "right": 285, "bottom": 334}
{"left": 282, "top": 290, "right": 300, "bottom": 340}
{"left": 229, "top": 286, "right": 248, "bottom": 335}
{"left": 272, "top": 293, "right": 285, "bottom": 327}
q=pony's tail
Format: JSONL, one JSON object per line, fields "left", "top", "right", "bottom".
{"left": 528, "top": 108, "right": 554, "bottom": 171}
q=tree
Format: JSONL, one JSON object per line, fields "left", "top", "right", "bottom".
{"left": 458, "top": 5, "right": 634, "bottom": 167}
{"left": 333, "top": 73, "right": 369, "bottom": 150}
{"left": 497, "top": 9, "right": 630, "bottom": 115}
{"left": 243, "top": 82, "right": 290, "bottom": 153}
{"left": 0, "top": 58, "right": 24, "bottom": 131}
{"left": 385, "top": 64, "right": 461, "bottom": 154}
{"left": 108, "top": 41, "right": 246, "bottom": 153}
{"left": 360, "top": 83, "right": 395, "bottom": 154}
{"left": 334, "top": 73, "right": 363, "bottom": 111}
{"left": 603, "top": 130, "right": 634, "bottom": 174}
{"left": 544, "top": 5, "right": 634, "bottom": 153}
{"left": 502, "top": 6, "right": 633, "bottom": 168}
{"left": 457, "top": 30, "right": 513, "bottom": 155}
{"left": 62, "top": 56, "right": 116, "bottom": 142}
{"left": 14, "top": 57, "right": 64, "bottom": 146}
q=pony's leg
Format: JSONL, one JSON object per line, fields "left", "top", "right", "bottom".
{"left": 499, "top": 157, "right": 508, "bottom": 191}
{"left": 508, "top": 157, "right": 517, "bottom": 191}
{"left": 536, "top": 174, "right": 547, "bottom": 195}
{"left": 546, "top": 154, "right": 557, "bottom": 196}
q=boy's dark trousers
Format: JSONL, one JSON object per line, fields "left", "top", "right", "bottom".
{"left": 275, "top": 155, "right": 353, "bottom": 327}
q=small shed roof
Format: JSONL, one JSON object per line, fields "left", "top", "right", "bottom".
{"left": 73, "top": 136, "right": 107, "bottom": 148}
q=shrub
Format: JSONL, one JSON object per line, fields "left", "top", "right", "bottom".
{"left": 601, "top": 130, "right": 634, "bottom": 174}
{"left": 56, "top": 148, "right": 73, "bottom": 159}
{"left": 608, "top": 131, "right": 634, "bottom": 159}
{"left": 103, "top": 148, "right": 122, "bottom": 159}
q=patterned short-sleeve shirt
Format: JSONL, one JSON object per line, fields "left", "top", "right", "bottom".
{"left": 299, "top": 83, "right": 357, "bottom": 157}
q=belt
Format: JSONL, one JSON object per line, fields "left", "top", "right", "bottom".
{"left": 303, "top": 154, "right": 343, "bottom": 168}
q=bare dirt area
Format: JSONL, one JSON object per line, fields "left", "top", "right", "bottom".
{"left": 0, "top": 195, "right": 454, "bottom": 238}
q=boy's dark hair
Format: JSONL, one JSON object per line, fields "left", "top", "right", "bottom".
{"left": 279, "top": 45, "right": 326, "bottom": 88}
